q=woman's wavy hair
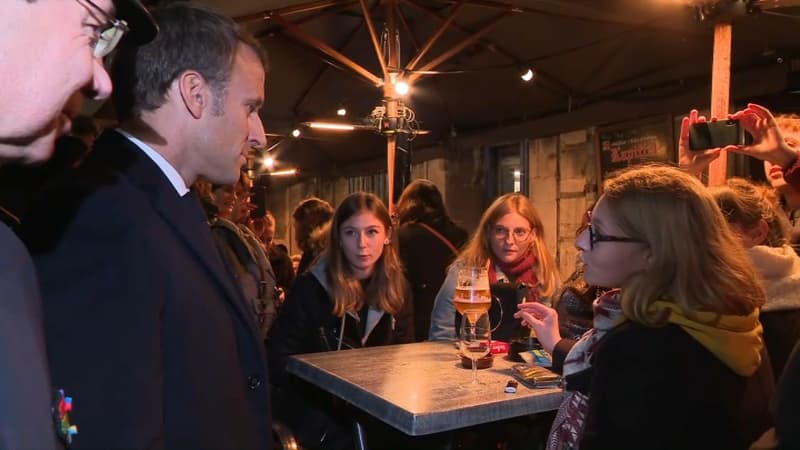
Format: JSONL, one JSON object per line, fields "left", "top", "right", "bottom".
{"left": 455, "top": 193, "right": 560, "bottom": 297}
{"left": 395, "top": 179, "right": 456, "bottom": 228}
{"left": 602, "top": 165, "right": 765, "bottom": 325}
{"left": 325, "top": 192, "right": 409, "bottom": 317}
{"left": 709, "top": 177, "right": 790, "bottom": 248}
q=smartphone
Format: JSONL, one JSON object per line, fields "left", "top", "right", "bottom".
{"left": 688, "top": 119, "right": 753, "bottom": 151}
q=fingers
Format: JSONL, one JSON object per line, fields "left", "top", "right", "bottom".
{"left": 679, "top": 116, "right": 690, "bottom": 143}
{"left": 700, "top": 148, "right": 722, "bottom": 160}
{"left": 747, "top": 103, "right": 774, "bottom": 120}
{"left": 513, "top": 310, "right": 542, "bottom": 328}
{"left": 517, "top": 301, "right": 553, "bottom": 315}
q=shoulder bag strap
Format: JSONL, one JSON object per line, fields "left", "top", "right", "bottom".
{"left": 417, "top": 223, "right": 459, "bottom": 256}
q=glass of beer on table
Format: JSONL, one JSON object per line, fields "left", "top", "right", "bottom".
{"left": 455, "top": 267, "right": 491, "bottom": 325}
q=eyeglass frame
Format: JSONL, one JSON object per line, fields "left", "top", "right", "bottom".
{"left": 492, "top": 225, "right": 532, "bottom": 242}
{"left": 78, "top": 0, "right": 130, "bottom": 58}
{"left": 585, "top": 211, "right": 642, "bottom": 250}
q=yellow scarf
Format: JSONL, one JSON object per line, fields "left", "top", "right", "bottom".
{"left": 648, "top": 301, "right": 763, "bottom": 377}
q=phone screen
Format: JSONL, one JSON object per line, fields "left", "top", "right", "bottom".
{"left": 688, "top": 119, "right": 752, "bottom": 151}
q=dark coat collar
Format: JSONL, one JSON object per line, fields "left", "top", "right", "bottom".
{"left": 90, "top": 130, "right": 264, "bottom": 346}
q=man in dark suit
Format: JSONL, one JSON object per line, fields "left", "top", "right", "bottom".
{"left": 22, "top": 4, "right": 272, "bottom": 449}
{"left": 0, "top": 1, "right": 155, "bottom": 448}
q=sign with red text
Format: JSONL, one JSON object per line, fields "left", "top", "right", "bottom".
{"left": 595, "top": 116, "right": 675, "bottom": 192}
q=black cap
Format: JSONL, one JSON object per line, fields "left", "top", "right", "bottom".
{"left": 114, "top": 0, "right": 158, "bottom": 45}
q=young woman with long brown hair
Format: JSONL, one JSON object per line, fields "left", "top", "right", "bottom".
{"left": 268, "top": 192, "right": 413, "bottom": 449}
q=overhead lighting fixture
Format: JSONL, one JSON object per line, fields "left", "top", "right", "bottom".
{"left": 395, "top": 80, "right": 410, "bottom": 96}
{"left": 262, "top": 156, "right": 275, "bottom": 170}
{"left": 520, "top": 68, "right": 535, "bottom": 82}
{"left": 291, "top": 128, "right": 301, "bottom": 138}
{"left": 307, "top": 122, "right": 355, "bottom": 131}
{"left": 336, "top": 107, "right": 347, "bottom": 116}
{"left": 269, "top": 169, "right": 298, "bottom": 176}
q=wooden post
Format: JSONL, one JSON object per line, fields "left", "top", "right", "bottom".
{"left": 707, "top": 22, "right": 732, "bottom": 186}
{"left": 385, "top": 0, "right": 399, "bottom": 214}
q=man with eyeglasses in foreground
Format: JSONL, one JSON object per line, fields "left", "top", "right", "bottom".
{"left": 22, "top": 3, "right": 273, "bottom": 449}
{"left": 0, "top": 1, "right": 155, "bottom": 448}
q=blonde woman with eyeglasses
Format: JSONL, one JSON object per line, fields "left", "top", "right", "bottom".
{"left": 517, "top": 165, "right": 773, "bottom": 450}
{"left": 429, "top": 192, "right": 560, "bottom": 342}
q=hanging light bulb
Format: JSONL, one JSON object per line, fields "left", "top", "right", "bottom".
{"left": 520, "top": 68, "right": 535, "bottom": 82}
{"left": 395, "top": 80, "right": 410, "bottom": 95}
{"left": 262, "top": 156, "right": 275, "bottom": 170}
{"left": 291, "top": 128, "right": 301, "bottom": 138}
{"left": 336, "top": 107, "right": 347, "bottom": 116}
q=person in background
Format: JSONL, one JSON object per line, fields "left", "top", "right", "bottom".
{"left": 291, "top": 253, "right": 302, "bottom": 273}
{"left": 429, "top": 192, "right": 560, "bottom": 342}
{"left": 681, "top": 105, "right": 800, "bottom": 254}
{"left": 292, "top": 196, "right": 334, "bottom": 275}
{"left": 759, "top": 114, "right": 800, "bottom": 253}
{"left": 21, "top": 4, "right": 272, "bottom": 448}
{"left": 260, "top": 210, "right": 296, "bottom": 293}
{"left": 210, "top": 175, "right": 279, "bottom": 340}
{"left": 517, "top": 165, "right": 773, "bottom": 450}
{"left": 709, "top": 178, "right": 800, "bottom": 381}
{"left": 680, "top": 103, "right": 800, "bottom": 450}
{"left": 395, "top": 179, "right": 468, "bottom": 341}
{"left": 0, "top": 0, "right": 155, "bottom": 448}
{"left": 268, "top": 192, "right": 413, "bottom": 449}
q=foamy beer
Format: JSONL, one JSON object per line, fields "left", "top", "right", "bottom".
{"left": 455, "top": 267, "right": 491, "bottom": 323}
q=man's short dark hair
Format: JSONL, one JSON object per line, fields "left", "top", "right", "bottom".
{"left": 110, "top": 2, "right": 267, "bottom": 121}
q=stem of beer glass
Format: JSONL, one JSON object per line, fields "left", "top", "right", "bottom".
{"left": 471, "top": 358, "right": 478, "bottom": 383}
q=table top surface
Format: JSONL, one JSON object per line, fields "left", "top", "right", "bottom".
{"left": 286, "top": 341, "right": 565, "bottom": 436}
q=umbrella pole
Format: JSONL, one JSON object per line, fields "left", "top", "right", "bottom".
{"left": 707, "top": 21, "right": 732, "bottom": 186}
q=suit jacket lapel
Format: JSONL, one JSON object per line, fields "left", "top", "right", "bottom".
{"left": 92, "top": 131, "right": 263, "bottom": 344}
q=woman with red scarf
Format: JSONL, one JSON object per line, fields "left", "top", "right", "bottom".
{"left": 429, "top": 193, "right": 561, "bottom": 342}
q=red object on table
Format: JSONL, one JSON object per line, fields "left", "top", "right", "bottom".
{"left": 490, "top": 340, "right": 509, "bottom": 355}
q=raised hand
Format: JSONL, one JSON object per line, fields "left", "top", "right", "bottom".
{"left": 727, "top": 103, "right": 797, "bottom": 168}
{"left": 678, "top": 109, "right": 721, "bottom": 177}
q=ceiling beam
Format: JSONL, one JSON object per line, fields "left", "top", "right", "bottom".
{"left": 358, "top": 0, "right": 389, "bottom": 79}
{"left": 271, "top": 13, "right": 384, "bottom": 87}
{"left": 408, "top": 12, "right": 508, "bottom": 84}
{"left": 404, "top": 1, "right": 464, "bottom": 72}
{"left": 234, "top": 0, "right": 354, "bottom": 24}
{"left": 441, "top": 0, "right": 652, "bottom": 28}
{"left": 291, "top": 18, "right": 370, "bottom": 115}
{"left": 396, "top": 2, "right": 457, "bottom": 129}
{"left": 404, "top": 0, "right": 572, "bottom": 96}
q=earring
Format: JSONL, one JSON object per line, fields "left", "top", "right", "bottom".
{"left": 384, "top": 238, "right": 391, "bottom": 245}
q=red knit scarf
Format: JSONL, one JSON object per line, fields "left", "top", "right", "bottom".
{"left": 489, "top": 251, "right": 539, "bottom": 291}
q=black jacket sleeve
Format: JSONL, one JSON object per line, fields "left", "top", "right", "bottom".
{"left": 551, "top": 338, "right": 577, "bottom": 375}
{"left": 267, "top": 273, "right": 328, "bottom": 387}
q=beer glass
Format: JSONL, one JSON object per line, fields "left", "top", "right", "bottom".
{"left": 455, "top": 267, "right": 491, "bottom": 325}
{"left": 459, "top": 312, "right": 491, "bottom": 384}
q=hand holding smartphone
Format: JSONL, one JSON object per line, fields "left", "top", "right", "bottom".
{"left": 688, "top": 119, "right": 753, "bottom": 151}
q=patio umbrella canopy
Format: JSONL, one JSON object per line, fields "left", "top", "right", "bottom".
{"left": 183, "top": 0, "right": 800, "bottom": 175}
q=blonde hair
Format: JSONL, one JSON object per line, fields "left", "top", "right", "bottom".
{"left": 325, "top": 192, "right": 408, "bottom": 317}
{"left": 775, "top": 113, "right": 800, "bottom": 135}
{"left": 602, "top": 165, "right": 765, "bottom": 325}
{"left": 455, "top": 193, "right": 560, "bottom": 297}
{"left": 709, "top": 177, "right": 790, "bottom": 248}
